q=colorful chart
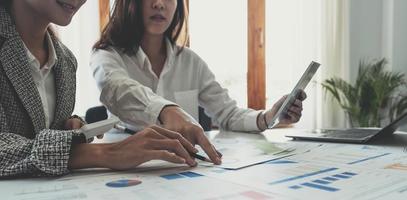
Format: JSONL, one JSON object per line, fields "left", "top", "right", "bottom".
{"left": 106, "top": 179, "right": 142, "bottom": 188}
{"left": 160, "top": 171, "right": 204, "bottom": 180}
{"left": 287, "top": 171, "right": 358, "bottom": 192}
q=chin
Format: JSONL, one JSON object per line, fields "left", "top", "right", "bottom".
{"left": 53, "top": 17, "right": 74, "bottom": 26}
{"left": 148, "top": 28, "right": 167, "bottom": 36}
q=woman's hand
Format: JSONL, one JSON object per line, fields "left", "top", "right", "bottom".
{"left": 64, "top": 118, "right": 85, "bottom": 130}
{"left": 69, "top": 125, "right": 198, "bottom": 170}
{"left": 65, "top": 116, "right": 104, "bottom": 139}
{"left": 159, "top": 106, "right": 222, "bottom": 165}
{"left": 261, "top": 90, "right": 307, "bottom": 129}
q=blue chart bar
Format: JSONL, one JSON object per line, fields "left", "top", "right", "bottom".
{"left": 179, "top": 172, "right": 204, "bottom": 178}
{"left": 288, "top": 171, "right": 358, "bottom": 192}
{"left": 347, "top": 153, "right": 391, "bottom": 165}
{"left": 333, "top": 174, "right": 351, "bottom": 179}
{"left": 301, "top": 182, "right": 340, "bottom": 192}
{"left": 269, "top": 168, "right": 338, "bottom": 185}
{"left": 289, "top": 185, "right": 302, "bottom": 189}
{"left": 312, "top": 179, "right": 331, "bottom": 185}
{"left": 342, "top": 172, "right": 357, "bottom": 176}
{"left": 161, "top": 171, "right": 204, "bottom": 180}
{"left": 161, "top": 173, "right": 184, "bottom": 180}
{"left": 323, "top": 177, "right": 339, "bottom": 181}
{"left": 267, "top": 160, "right": 298, "bottom": 164}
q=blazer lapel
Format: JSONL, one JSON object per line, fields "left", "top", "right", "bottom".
{"left": 50, "top": 37, "right": 76, "bottom": 129}
{"left": 0, "top": 36, "right": 46, "bottom": 133}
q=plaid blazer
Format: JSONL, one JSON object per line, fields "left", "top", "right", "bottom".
{"left": 0, "top": 7, "right": 77, "bottom": 177}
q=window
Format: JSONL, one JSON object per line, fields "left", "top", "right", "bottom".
{"left": 189, "top": 0, "right": 248, "bottom": 108}
{"left": 266, "top": 0, "right": 322, "bottom": 128}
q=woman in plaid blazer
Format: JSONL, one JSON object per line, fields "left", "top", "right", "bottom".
{"left": 0, "top": 0, "right": 199, "bottom": 178}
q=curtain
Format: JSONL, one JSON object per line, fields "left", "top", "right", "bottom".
{"left": 318, "top": 0, "right": 350, "bottom": 128}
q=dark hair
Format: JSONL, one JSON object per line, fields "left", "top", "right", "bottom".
{"left": 94, "top": 0, "right": 188, "bottom": 54}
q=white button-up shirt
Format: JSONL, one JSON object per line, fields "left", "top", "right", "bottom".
{"left": 25, "top": 33, "right": 57, "bottom": 128}
{"left": 91, "top": 39, "right": 262, "bottom": 132}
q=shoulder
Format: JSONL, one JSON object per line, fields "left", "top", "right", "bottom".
{"left": 57, "top": 41, "right": 76, "bottom": 65}
{"left": 173, "top": 45, "right": 207, "bottom": 68}
{"left": 92, "top": 46, "right": 120, "bottom": 56}
{"left": 91, "top": 46, "right": 126, "bottom": 62}
{"left": 49, "top": 32, "right": 77, "bottom": 71}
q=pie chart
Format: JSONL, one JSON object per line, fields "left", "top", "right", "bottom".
{"left": 106, "top": 179, "right": 142, "bottom": 188}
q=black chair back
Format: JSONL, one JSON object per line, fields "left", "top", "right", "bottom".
{"left": 85, "top": 106, "right": 212, "bottom": 131}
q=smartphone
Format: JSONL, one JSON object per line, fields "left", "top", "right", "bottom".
{"left": 268, "top": 61, "right": 320, "bottom": 128}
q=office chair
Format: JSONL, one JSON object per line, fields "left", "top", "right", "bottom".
{"left": 85, "top": 106, "right": 108, "bottom": 124}
{"left": 85, "top": 106, "right": 212, "bottom": 131}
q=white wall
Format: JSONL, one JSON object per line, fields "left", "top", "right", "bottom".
{"left": 393, "top": 0, "right": 407, "bottom": 74}
{"left": 349, "top": 0, "right": 407, "bottom": 76}
{"left": 349, "top": 0, "right": 407, "bottom": 131}
{"left": 349, "top": 0, "right": 383, "bottom": 81}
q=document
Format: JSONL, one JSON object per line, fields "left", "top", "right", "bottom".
{"left": 198, "top": 138, "right": 298, "bottom": 169}
{"left": 2, "top": 131, "right": 406, "bottom": 200}
{"left": 1, "top": 166, "right": 278, "bottom": 200}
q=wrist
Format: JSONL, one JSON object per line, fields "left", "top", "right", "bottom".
{"left": 158, "top": 105, "right": 179, "bottom": 124}
{"left": 256, "top": 112, "right": 268, "bottom": 131}
{"left": 69, "top": 115, "right": 87, "bottom": 124}
{"left": 68, "top": 143, "right": 109, "bottom": 169}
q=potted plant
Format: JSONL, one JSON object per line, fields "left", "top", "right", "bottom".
{"left": 322, "top": 58, "right": 407, "bottom": 127}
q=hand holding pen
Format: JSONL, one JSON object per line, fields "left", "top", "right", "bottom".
{"left": 114, "top": 124, "right": 222, "bottom": 164}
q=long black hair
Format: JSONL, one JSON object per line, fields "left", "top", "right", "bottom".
{"left": 93, "top": 0, "right": 188, "bottom": 54}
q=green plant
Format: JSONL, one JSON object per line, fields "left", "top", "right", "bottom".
{"left": 322, "top": 58, "right": 407, "bottom": 127}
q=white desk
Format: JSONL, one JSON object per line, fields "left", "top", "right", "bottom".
{"left": 1, "top": 128, "right": 407, "bottom": 200}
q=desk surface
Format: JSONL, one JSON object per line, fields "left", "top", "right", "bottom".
{"left": 2, "top": 128, "right": 407, "bottom": 200}
{"left": 95, "top": 127, "right": 407, "bottom": 147}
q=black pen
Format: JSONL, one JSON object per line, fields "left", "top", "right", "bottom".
{"left": 190, "top": 148, "right": 223, "bottom": 163}
{"left": 190, "top": 153, "right": 212, "bottom": 162}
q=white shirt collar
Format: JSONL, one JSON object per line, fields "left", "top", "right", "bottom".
{"left": 135, "top": 38, "right": 175, "bottom": 71}
{"left": 24, "top": 32, "right": 58, "bottom": 71}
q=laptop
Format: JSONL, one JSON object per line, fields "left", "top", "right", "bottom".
{"left": 286, "top": 112, "right": 407, "bottom": 143}
{"left": 268, "top": 61, "right": 320, "bottom": 128}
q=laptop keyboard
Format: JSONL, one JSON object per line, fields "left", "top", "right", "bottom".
{"left": 317, "top": 129, "right": 378, "bottom": 138}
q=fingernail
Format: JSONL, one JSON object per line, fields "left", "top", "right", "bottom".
{"left": 216, "top": 157, "right": 222, "bottom": 165}
{"left": 191, "top": 160, "right": 197, "bottom": 166}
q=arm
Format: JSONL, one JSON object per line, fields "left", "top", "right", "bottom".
{"left": 197, "top": 61, "right": 306, "bottom": 132}
{"left": 90, "top": 49, "right": 176, "bottom": 127}
{"left": 69, "top": 125, "right": 198, "bottom": 170}
{"left": 90, "top": 49, "right": 221, "bottom": 164}
{"left": 0, "top": 103, "right": 74, "bottom": 177}
{"left": 1, "top": 100, "right": 197, "bottom": 177}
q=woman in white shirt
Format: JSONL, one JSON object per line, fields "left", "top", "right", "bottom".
{"left": 91, "top": 0, "right": 305, "bottom": 164}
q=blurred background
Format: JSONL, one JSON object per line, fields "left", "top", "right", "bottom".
{"left": 57, "top": 0, "right": 407, "bottom": 131}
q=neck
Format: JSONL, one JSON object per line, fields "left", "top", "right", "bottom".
{"left": 11, "top": 1, "right": 49, "bottom": 51}
{"left": 141, "top": 34, "right": 167, "bottom": 77}
{"left": 141, "top": 34, "right": 166, "bottom": 58}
